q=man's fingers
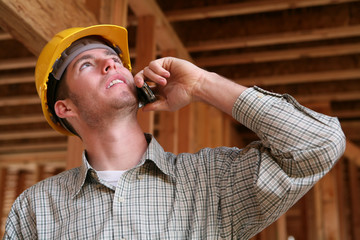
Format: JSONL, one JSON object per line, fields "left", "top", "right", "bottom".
{"left": 134, "top": 70, "right": 145, "bottom": 88}
{"left": 148, "top": 60, "right": 170, "bottom": 79}
{"left": 142, "top": 99, "right": 169, "bottom": 112}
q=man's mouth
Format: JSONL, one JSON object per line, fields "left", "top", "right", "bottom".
{"left": 107, "top": 79, "right": 125, "bottom": 89}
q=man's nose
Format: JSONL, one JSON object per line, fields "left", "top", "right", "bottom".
{"left": 102, "top": 58, "right": 117, "bottom": 73}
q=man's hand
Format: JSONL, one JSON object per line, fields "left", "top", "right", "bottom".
{"left": 134, "top": 57, "right": 205, "bottom": 112}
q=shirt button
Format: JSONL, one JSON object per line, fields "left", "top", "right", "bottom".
{"left": 137, "top": 175, "right": 144, "bottom": 180}
{"left": 118, "top": 196, "right": 125, "bottom": 203}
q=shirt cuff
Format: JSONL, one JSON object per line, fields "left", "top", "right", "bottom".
{"left": 232, "top": 86, "right": 284, "bottom": 133}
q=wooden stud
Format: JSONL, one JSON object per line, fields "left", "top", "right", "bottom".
{"left": 129, "top": 0, "right": 192, "bottom": 61}
{"left": 344, "top": 140, "right": 360, "bottom": 167}
{"left": 177, "top": 104, "right": 194, "bottom": 153}
{"left": 348, "top": 159, "right": 360, "bottom": 240}
{"left": 336, "top": 159, "right": 350, "bottom": 240}
{"left": 0, "top": 167, "right": 7, "bottom": 237}
{"left": 276, "top": 214, "right": 287, "bottom": 240}
{"left": 321, "top": 168, "right": 341, "bottom": 240}
{"left": 135, "top": 15, "right": 156, "bottom": 134}
{"left": 99, "top": 0, "right": 128, "bottom": 26}
{"left": 154, "top": 49, "right": 180, "bottom": 153}
{"left": 313, "top": 183, "right": 325, "bottom": 240}
{"left": 66, "top": 136, "right": 83, "bottom": 170}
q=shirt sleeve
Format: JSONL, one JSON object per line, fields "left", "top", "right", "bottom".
{"left": 3, "top": 192, "right": 37, "bottom": 240}
{"left": 223, "top": 86, "right": 346, "bottom": 238}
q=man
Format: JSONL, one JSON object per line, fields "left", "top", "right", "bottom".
{"left": 4, "top": 24, "right": 345, "bottom": 239}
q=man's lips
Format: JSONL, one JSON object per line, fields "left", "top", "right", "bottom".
{"left": 105, "top": 74, "right": 127, "bottom": 89}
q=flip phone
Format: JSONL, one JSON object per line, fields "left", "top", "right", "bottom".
{"left": 137, "top": 82, "right": 156, "bottom": 107}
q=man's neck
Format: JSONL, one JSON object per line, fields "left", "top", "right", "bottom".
{"left": 80, "top": 119, "right": 148, "bottom": 171}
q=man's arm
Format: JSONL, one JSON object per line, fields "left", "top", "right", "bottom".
{"left": 133, "top": 57, "right": 247, "bottom": 115}
{"left": 134, "top": 57, "right": 346, "bottom": 238}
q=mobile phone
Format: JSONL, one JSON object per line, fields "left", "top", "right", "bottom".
{"left": 137, "top": 82, "right": 156, "bottom": 108}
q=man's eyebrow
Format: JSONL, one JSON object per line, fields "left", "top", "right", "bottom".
{"left": 72, "top": 54, "right": 94, "bottom": 70}
{"left": 105, "top": 49, "right": 122, "bottom": 62}
{"left": 105, "top": 49, "right": 118, "bottom": 57}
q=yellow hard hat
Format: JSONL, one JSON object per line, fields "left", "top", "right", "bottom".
{"left": 35, "top": 24, "right": 131, "bottom": 136}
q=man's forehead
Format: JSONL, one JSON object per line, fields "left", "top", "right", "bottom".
{"left": 70, "top": 48, "right": 121, "bottom": 68}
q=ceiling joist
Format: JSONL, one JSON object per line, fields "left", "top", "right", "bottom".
{"left": 237, "top": 69, "right": 360, "bottom": 86}
{"left": 187, "top": 25, "right": 360, "bottom": 52}
{"left": 0, "top": 129, "right": 60, "bottom": 141}
{"left": 0, "top": 57, "right": 36, "bottom": 71}
{"left": 195, "top": 43, "right": 360, "bottom": 67}
{"left": 166, "top": 0, "right": 359, "bottom": 22}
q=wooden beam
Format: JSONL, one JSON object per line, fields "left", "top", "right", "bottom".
{"left": 0, "top": 0, "right": 98, "bottom": 56}
{"left": 0, "top": 129, "right": 61, "bottom": 140}
{"left": 156, "top": 111, "right": 179, "bottom": 153}
{"left": 195, "top": 43, "right": 360, "bottom": 67}
{"left": 295, "top": 91, "right": 360, "bottom": 103}
{"left": 166, "top": 0, "right": 359, "bottom": 22}
{"left": 156, "top": 49, "right": 180, "bottom": 154}
{"left": 135, "top": 15, "right": 156, "bottom": 134}
{"left": 35, "top": 164, "right": 45, "bottom": 182}
{"left": 335, "top": 160, "right": 350, "bottom": 240}
{"left": 15, "top": 169, "right": 26, "bottom": 198}
{"left": 0, "top": 114, "right": 44, "bottom": 125}
{"left": 129, "top": 0, "right": 192, "bottom": 61}
{"left": 236, "top": 69, "right": 360, "bottom": 86}
{"left": 0, "top": 151, "right": 66, "bottom": 163}
{"left": 334, "top": 109, "right": 360, "bottom": 119}
{"left": 0, "top": 31, "right": 11, "bottom": 40}
{"left": 66, "top": 136, "right": 83, "bottom": 170}
{"left": 187, "top": 25, "right": 360, "bottom": 52}
{"left": 177, "top": 104, "right": 194, "bottom": 153}
{"left": 313, "top": 183, "right": 325, "bottom": 240}
{"left": 0, "top": 167, "right": 7, "bottom": 238}
{"left": 321, "top": 168, "right": 341, "bottom": 240}
{"left": 99, "top": 0, "right": 128, "bottom": 26}
{"left": 344, "top": 140, "right": 360, "bottom": 167}
{"left": 0, "top": 142, "right": 67, "bottom": 154}
{"left": 0, "top": 161, "right": 65, "bottom": 170}
{"left": 0, "top": 57, "right": 36, "bottom": 70}
{"left": 0, "top": 95, "right": 40, "bottom": 107}
{"left": 348, "top": 158, "right": 360, "bottom": 240}
{"left": 0, "top": 73, "right": 34, "bottom": 85}
{"left": 276, "top": 214, "right": 288, "bottom": 240}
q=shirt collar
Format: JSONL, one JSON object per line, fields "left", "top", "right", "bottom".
{"left": 71, "top": 134, "right": 175, "bottom": 197}
{"left": 142, "top": 133, "right": 175, "bottom": 178}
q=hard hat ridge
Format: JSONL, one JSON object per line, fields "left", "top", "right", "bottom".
{"left": 51, "top": 37, "right": 120, "bottom": 81}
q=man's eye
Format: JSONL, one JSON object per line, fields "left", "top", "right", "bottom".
{"left": 80, "top": 62, "right": 91, "bottom": 70}
{"left": 113, "top": 58, "right": 123, "bottom": 65}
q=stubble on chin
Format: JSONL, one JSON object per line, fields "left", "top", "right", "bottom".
{"left": 69, "top": 90, "right": 139, "bottom": 128}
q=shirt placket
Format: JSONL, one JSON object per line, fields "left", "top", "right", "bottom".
{"left": 112, "top": 168, "right": 138, "bottom": 240}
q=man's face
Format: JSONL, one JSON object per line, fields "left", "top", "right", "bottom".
{"left": 64, "top": 48, "right": 138, "bottom": 127}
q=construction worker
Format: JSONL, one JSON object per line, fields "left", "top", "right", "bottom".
{"left": 4, "top": 24, "right": 345, "bottom": 239}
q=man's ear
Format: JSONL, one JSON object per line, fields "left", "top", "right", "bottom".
{"left": 54, "top": 99, "right": 77, "bottom": 119}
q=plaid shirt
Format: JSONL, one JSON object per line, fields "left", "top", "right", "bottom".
{"left": 4, "top": 87, "right": 345, "bottom": 240}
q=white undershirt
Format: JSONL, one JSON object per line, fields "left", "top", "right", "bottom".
{"left": 96, "top": 170, "right": 126, "bottom": 187}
